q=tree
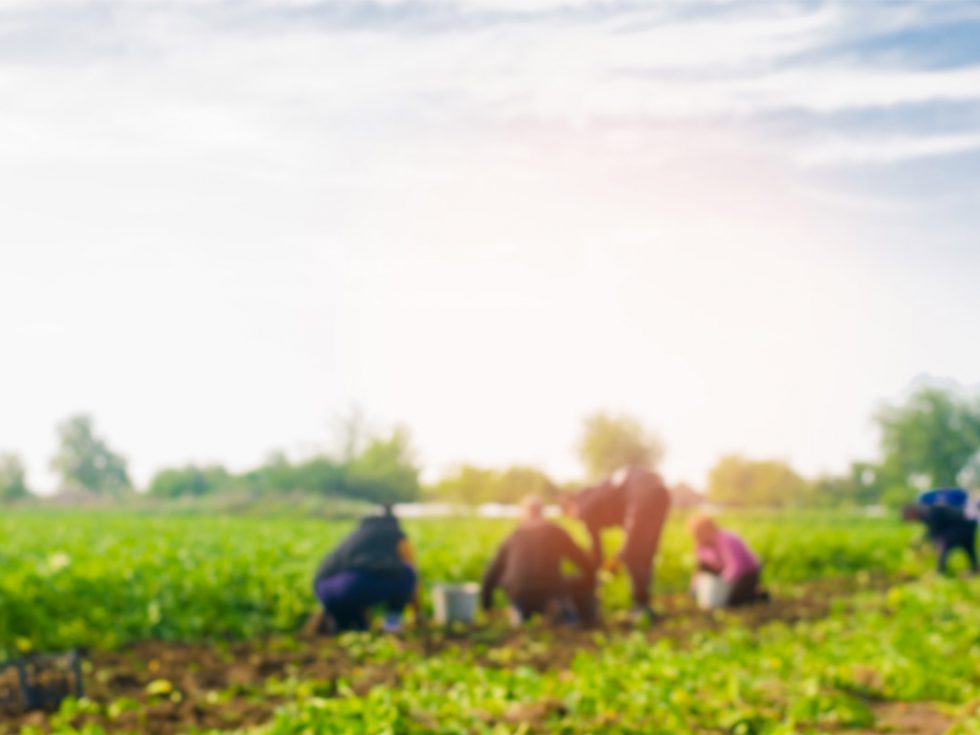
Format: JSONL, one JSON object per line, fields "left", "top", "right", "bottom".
{"left": 147, "top": 465, "right": 230, "bottom": 499}
{"left": 428, "top": 465, "right": 500, "bottom": 505}
{"left": 875, "top": 385, "right": 980, "bottom": 490}
{"left": 0, "top": 453, "right": 29, "bottom": 501}
{"left": 50, "top": 415, "right": 130, "bottom": 497}
{"left": 428, "top": 464, "right": 557, "bottom": 505}
{"left": 707, "top": 455, "right": 806, "bottom": 507}
{"left": 237, "top": 452, "right": 347, "bottom": 497}
{"left": 804, "top": 474, "right": 859, "bottom": 508}
{"left": 494, "top": 466, "right": 558, "bottom": 504}
{"left": 577, "top": 411, "right": 664, "bottom": 482}
{"left": 344, "top": 427, "right": 421, "bottom": 504}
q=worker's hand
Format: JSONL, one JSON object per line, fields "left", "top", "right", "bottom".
{"left": 602, "top": 556, "right": 622, "bottom": 574}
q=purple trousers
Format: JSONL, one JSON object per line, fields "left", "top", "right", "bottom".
{"left": 314, "top": 565, "right": 416, "bottom": 632}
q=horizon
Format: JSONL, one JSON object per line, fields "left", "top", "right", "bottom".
{"left": 6, "top": 373, "right": 979, "bottom": 495}
{"left": 4, "top": 0, "right": 980, "bottom": 493}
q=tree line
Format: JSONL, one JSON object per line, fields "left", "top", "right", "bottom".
{"left": 3, "top": 382, "right": 980, "bottom": 507}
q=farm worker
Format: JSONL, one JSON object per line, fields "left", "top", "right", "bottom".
{"left": 686, "top": 514, "right": 767, "bottom": 607}
{"left": 903, "top": 502, "right": 978, "bottom": 575}
{"left": 563, "top": 467, "right": 671, "bottom": 619}
{"left": 312, "top": 504, "right": 421, "bottom": 633}
{"left": 481, "top": 496, "right": 597, "bottom": 625}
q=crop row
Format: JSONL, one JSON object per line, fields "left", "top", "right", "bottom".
{"left": 0, "top": 512, "right": 923, "bottom": 655}
{"left": 16, "top": 578, "right": 980, "bottom": 734}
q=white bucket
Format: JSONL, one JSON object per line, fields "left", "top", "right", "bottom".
{"left": 431, "top": 583, "right": 480, "bottom": 624}
{"left": 694, "top": 573, "right": 733, "bottom": 610}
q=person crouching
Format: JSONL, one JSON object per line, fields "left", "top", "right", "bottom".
{"left": 312, "top": 505, "right": 420, "bottom": 633}
{"left": 687, "top": 514, "right": 767, "bottom": 607}
{"left": 903, "top": 502, "right": 978, "bottom": 575}
{"left": 481, "top": 496, "right": 597, "bottom": 626}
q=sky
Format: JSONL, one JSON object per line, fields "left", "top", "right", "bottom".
{"left": 3, "top": 0, "right": 980, "bottom": 492}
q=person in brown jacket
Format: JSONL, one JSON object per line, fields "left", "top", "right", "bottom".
{"left": 563, "top": 467, "right": 671, "bottom": 620}
{"left": 481, "top": 496, "right": 597, "bottom": 625}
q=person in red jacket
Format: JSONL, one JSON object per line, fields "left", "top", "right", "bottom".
{"left": 481, "top": 496, "right": 597, "bottom": 625}
{"left": 563, "top": 468, "right": 671, "bottom": 620}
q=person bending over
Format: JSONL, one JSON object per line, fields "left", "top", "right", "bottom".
{"left": 563, "top": 468, "right": 671, "bottom": 620}
{"left": 481, "top": 496, "right": 597, "bottom": 625}
{"left": 687, "top": 514, "right": 767, "bottom": 607}
{"left": 312, "top": 505, "right": 421, "bottom": 633}
{"left": 904, "top": 502, "right": 978, "bottom": 575}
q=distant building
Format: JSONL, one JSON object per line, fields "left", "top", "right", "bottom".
{"left": 46, "top": 488, "right": 102, "bottom": 506}
{"left": 671, "top": 482, "right": 706, "bottom": 509}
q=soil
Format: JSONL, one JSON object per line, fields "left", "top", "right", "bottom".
{"left": 866, "top": 701, "right": 952, "bottom": 735}
{"left": 0, "top": 573, "right": 933, "bottom": 735}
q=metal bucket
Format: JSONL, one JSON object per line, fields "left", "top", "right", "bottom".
{"left": 693, "top": 573, "right": 733, "bottom": 610}
{"left": 431, "top": 583, "right": 480, "bottom": 624}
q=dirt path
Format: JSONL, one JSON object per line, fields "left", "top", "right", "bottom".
{"left": 1, "top": 574, "right": 939, "bottom": 735}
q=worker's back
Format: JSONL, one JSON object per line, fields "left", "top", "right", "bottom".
{"left": 922, "top": 504, "right": 974, "bottom": 542}
{"left": 314, "top": 515, "right": 406, "bottom": 584}
{"left": 577, "top": 468, "right": 668, "bottom": 531}
{"left": 491, "top": 520, "right": 593, "bottom": 599}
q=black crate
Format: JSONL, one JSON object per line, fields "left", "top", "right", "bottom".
{"left": 0, "top": 650, "right": 84, "bottom": 714}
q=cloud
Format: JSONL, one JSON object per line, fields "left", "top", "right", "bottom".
{"left": 1, "top": 0, "right": 979, "bottom": 192}
{"left": 798, "top": 131, "right": 980, "bottom": 167}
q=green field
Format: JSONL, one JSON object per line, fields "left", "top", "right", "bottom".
{"left": 4, "top": 512, "right": 980, "bottom": 734}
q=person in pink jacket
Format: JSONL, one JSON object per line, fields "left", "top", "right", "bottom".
{"left": 687, "top": 514, "right": 767, "bottom": 606}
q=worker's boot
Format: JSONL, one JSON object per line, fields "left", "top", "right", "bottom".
{"left": 627, "top": 605, "right": 656, "bottom": 625}
{"left": 382, "top": 611, "right": 404, "bottom": 633}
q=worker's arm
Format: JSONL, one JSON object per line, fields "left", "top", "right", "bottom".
{"left": 398, "top": 539, "right": 425, "bottom": 626}
{"left": 398, "top": 537, "right": 416, "bottom": 566}
{"left": 587, "top": 523, "right": 604, "bottom": 566}
{"left": 697, "top": 548, "right": 722, "bottom": 574}
{"left": 558, "top": 528, "right": 596, "bottom": 584}
{"left": 715, "top": 535, "right": 737, "bottom": 578}
{"left": 480, "top": 539, "right": 509, "bottom": 612}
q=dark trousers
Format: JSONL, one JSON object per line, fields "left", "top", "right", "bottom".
{"left": 623, "top": 550, "right": 654, "bottom": 609}
{"left": 622, "top": 491, "right": 672, "bottom": 609}
{"left": 509, "top": 576, "right": 597, "bottom": 625}
{"left": 314, "top": 565, "right": 416, "bottom": 632}
{"left": 728, "top": 569, "right": 763, "bottom": 606}
{"left": 937, "top": 525, "right": 978, "bottom": 574}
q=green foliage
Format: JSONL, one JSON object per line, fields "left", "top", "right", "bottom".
{"left": 577, "top": 411, "right": 664, "bottom": 481}
{"left": 707, "top": 455, "right": 807, "bottom": 507}
{"left": 255, "top": 580, "right": 980, "bottom": 735}
{"left": 344, "top": 427, "right": 420, "bottom": 504}
{"left": 875, "top": 385, "right": 980, "bottom": 490}
{"left": 428, "top": 464, "right": 557, "bottom": 505}
{"left": 236, "top": 452, "right": 344, "bottom": 497}
{"left": 49, "top": 415, "right": 130, "bottom": 497}
{"left": 6, "top": 511, "right": 968, "bottom": 735}
{"left": 143, "top": 427, "right": 420, "bottom": 505}
{"left": 0, "top": 512, "right": 919, "bottom": 657}
{"left": 147, "top": 465, "right": 230, "bottom": 499}
{"left": 803, "top": 473, "right": 857, "bottom": 508}
{"left": 0, "top": 452, "right": 29, "bottom": 501}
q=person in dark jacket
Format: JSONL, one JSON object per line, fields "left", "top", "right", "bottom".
{"left": 904, "top": 502, "right": 978, "bottom": 574}
{"left": 313, "top": 505, "right": 420, "bottom": 633}
{"left": 481, "top": 496, "right": 596, "bottom": 625}
{"left": 563, "top": 467, "right": 671, "bottom": 619}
